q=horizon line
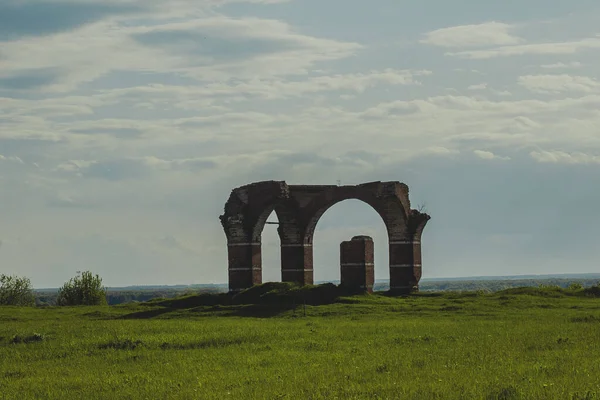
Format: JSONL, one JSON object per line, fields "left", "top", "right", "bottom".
{"left": 32, "top": 272, "right": 600, "bottom": 290}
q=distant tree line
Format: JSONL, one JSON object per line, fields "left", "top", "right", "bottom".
{"left": 5, "top": 272, "right": 600, "bottom": 307}
{"left": 374, "top": 278, "right": 600, "bottom": 292}
{"left": 35, "top": 288, "right": 218, "bottom": 306}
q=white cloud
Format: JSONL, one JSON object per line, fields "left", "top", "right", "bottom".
{"left": 473, "top": 150, "right": 510, "bottom": 161}
{"left": 0, "top": 155, "right": 25, "bottom": 164}
{"left": 490, "top": 89, "right": 512, "bottom": 97}
{"left": 423, "top": 147, "right": 459, "bottom": 156}
{"left": 540, "top": 61, "right": 583, "bottom": 69}
{"left": 4, "top": 89, "right": 600, "bottom": 169}
{"left": 530, "top": 150, "right": 600, "bottom": 164}
{"left": 518, "top": 74, "right": 600, "bottom": 94}
{"left": 45, "top": 192, "right": 94, "bottom": 209}
{"left": 0, "top": 16, "right": 363, "bottom": 92}
{"left": 454, "top": 69, "right": 484, "bottom": 75}
{"left": 358, "top": 93, "right": 600, "bottom": 153}
{"left": 448, "top": 35, "right": 600, "bottom": 59}
{"left": 97, "top": 69, "right": 432, "bottom": 105}
{"left": 468, "top": 83, "right": 488, "bottom": 90}
{"left": 421, "top": 22, "right": 522, "bottom": 48}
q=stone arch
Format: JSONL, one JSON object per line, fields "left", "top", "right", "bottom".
{"left": 220, "top": 180, "right": 430, "bottom": 293}
{"left": 301, "top": 187, "right": 408, "bottom": 244}
{"left": 220, "top": 181, "right": 304, "bottom": 291}
{"left": 250, "top": 201, "right": 303, "bottom": 245}
{"left": 297, "top": 182, "right": 424, "bottom": 292}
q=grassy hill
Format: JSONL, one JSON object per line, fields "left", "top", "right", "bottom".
{"left": 2, "top": 284, "right": 600, "bottom": 399}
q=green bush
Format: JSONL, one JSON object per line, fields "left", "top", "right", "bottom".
{"left": 569, "top": 282, "right": 584, "bottom": 291}
{"left": 584, "top": 283, "right": 600, "bottom": 297}
{"left": 57, "top": 271, "right": 107, "bottom": 306}
{"left": 0, "top": 274, "right": 35, "bottom": 306}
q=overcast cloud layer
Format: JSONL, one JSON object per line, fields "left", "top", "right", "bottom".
{"left": 1, "top": 0, "right": 600, "bottom": 287}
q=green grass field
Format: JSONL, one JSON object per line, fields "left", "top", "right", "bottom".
{"left": 2, "top": 287, "right": 600, "bottom": 399}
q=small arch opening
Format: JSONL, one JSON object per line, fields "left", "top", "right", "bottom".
{"left": 261, "top": 210, "right": 281, "bottom": 283}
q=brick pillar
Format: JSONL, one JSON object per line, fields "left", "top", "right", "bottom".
{"left": 281, "top": 243, "right": 314, "bottom": 285}
{"left": 227, "top": 242, "right": 262, "bottom": 292}
{"left": 340, "top": 236, "right": 375, "bottom": 293}
{"left": 389, "top": 240, "right": 422, "bottom": 293}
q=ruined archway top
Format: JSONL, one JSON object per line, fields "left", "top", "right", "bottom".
{"left": 225, "top": 180, "right": 412, "bottom": 204}
{"left": 220, "top": 180, "right": 430, "bottom": 243}
{"left": 221, "top": 180, "right": 430, "bottom": 220}
{"left": 231, "top": 180, "right": 409, "bottom": 192}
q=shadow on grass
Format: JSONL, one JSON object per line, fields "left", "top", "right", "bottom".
{"left": 83, "top": 311, "right": 117, "bottom": 320}
{"left": 118, "top": 304, "right": 301, "bottom": 319}
{"left": 115, "top": 282, "right": 600, "bottom": 320}
{"left": 117, "top": 283, "right": 351, "bottom": 319}
{"left": 159, "top": 336, "right": 257, "bottom": 350}
{"left": 147, "top": 293, "right": 234, "bottom": 309}
{"left": 118, "top": 308, "right": 176, "bottom": 319}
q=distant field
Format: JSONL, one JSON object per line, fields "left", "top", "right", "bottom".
{"left": 33, "top": 275, "right": 600, "bottom": 306}
{"left": 3, "top": 287, "right": 600, "bottom": 399}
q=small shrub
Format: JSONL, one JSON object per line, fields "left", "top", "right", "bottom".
{"left": 440, "top": 305, "right": 462, "bottom": 312}
{"left": 375, "top": 364, "right": 390, "bottom": 373}
{"left": 571, "top": 391, "right": 599, "bottom": 400}
{"left": 393, "top": 335, "right": 435, "bottom": 344}
{"left": 11, "top": 333, "right": 45, "bottom": 344}
{"left": 486, "top": 386, "right": 520, "bottom": 400}
{"left": 57, "top": 271, "right": 107, "bottom": 306}
{"left": 99, "top": 338, "right": 144, "bottom": 350}
{"left": 0, "top": 275, "right": 35, "bottom": 306}
{"left": 3, "top": 370, "right": 27, "bottom": 379}
{"left": 159, "top": 337, "right": 248, "bottom": 350}
{"left": 571, "top": 315, "right": 600, "bottom": 323}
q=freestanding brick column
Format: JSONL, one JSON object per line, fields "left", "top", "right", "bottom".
{"left": 340, "top": 236, "right": 375, "bottom": 293}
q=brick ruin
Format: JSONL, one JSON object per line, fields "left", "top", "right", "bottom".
{"left": 220, "top": 180, "right": 430, "bottom": 293}
{"left": 340, "top": 236, "right": 375, "bottom": 293}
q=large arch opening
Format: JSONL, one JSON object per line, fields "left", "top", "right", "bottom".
{"left": 311, "top": 199, "right": 390, "bottom": 286}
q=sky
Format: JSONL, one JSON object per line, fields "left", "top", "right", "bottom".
{"left": 1, "top": 0, "right": 600, "bottom": 287}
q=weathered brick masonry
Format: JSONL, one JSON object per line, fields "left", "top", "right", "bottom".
{"left": 220, "top": 180, "right": 430, "bottom": 293}
{"left": 340, "top": 236, "right": 375, "bottom": 293}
